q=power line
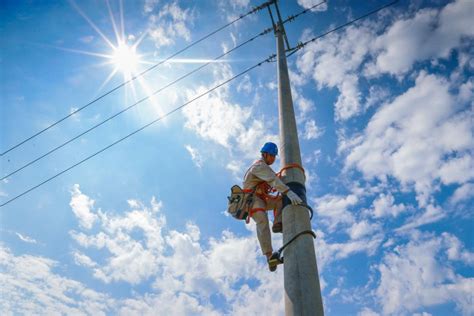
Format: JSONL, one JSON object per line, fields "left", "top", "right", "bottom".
{"left": 0, "top": 0, "right": 398, "bottom": 208}
{"left": 293, "top": 0, "right": 399, "bottom": 54}
{"left": 0, "top": 0, "right": 275, "bottom": 157}
{"left": 0, "top": 54, "right": 276, "bottom": 208}
{"left": 284, "top": 0, "right": 327, "bottom": 23}
{"left": 0, "top": 27, "right": 274, "bottom": 181}
{"left": 1, "top": 2, "right": 326, "bottom": 181}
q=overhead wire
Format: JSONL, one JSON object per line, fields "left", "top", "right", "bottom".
{"left": 0, "top": 0, "right": 398, "bottom": 208}
{"left": 0, "top": 0, "right": 275, "bottom": 157}
{"left": 284, "top": 0, "right": 327, "bottom": 23}
{"left": 0, "top": 27, "right": 274, "bottom": 181}
{"left": 1, "top": 1, "right": 326, "bottom": 181}
{"left": 0, "top": 54, "right": 276, "bottom": 208}
{"left": 289, "top": 0, "right": 399, "bottom": 57}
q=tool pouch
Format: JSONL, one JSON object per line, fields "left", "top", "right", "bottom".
{"left": 227, "top": 185, "right": 253, "bottom": 221}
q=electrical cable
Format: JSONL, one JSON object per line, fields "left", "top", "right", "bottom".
{"left": 284, "top": 0, "right": 327, "bottom": 23}
{"left": 288, "top": 0, "right": 399, "bottom": 57}
{"left": 1, "top": 1, "right": 326, "bottom": 181}
{"left": 0, "top": 0, "right": 398, "bottom": 207}
{"left": 0, "top": 54, "right": 276, "bottom": 208}
{"left": 0, "top": 27, "right": 274, "bottom": 181}
{"left": 0, "top": 0, "right": 275, "bottom": 157}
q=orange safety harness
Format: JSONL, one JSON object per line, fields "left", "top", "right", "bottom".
{"left": 244, "top": 161, "right": 305, "bottom": 223}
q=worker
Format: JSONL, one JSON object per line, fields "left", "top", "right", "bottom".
{"left": 243, "top": 142, "right": 303, "bottom": 271}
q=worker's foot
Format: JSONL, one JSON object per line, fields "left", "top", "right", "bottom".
{"left": 272, "top": 222, "right": 282, "bottom": 233}
{"left": 267, "top": 252, "right": 283, "bottom": 272}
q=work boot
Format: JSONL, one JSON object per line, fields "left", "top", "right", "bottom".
{"left": 267, "top": 252, "right": 283, "bottom": 272}
{"left": 272, "top": 222, "right": 282, "bottom": 233}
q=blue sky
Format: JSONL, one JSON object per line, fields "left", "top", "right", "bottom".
{"left": 0, "top": 0, "right": 473, "bottom": 315}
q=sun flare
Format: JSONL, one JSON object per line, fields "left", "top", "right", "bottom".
{"left": 112, "top": 43, "right": 140, "bottom": 74}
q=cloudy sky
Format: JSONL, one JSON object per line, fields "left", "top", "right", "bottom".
{"left": 1, "top": 0, "right": 473, "bottom": 315}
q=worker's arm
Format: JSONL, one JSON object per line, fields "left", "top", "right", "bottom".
{"left": 251, "top": 162, "right": 289, "bottom": 193}
{"left": 251, "top": 161, "right": 303, "bottom": 205}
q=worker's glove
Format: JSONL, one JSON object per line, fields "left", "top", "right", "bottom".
{"left": 286, "top": 190, "right": 303, "bottom": 205}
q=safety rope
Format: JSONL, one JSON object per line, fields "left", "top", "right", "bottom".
{"left": 275, "top": 230, "right": 316, "bottom": 263}
{"left": 276, "top": 163, "right": 305, "bottom": 178}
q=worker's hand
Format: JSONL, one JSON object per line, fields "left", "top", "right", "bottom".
{"left": 286, "top": 190, "right": 303, "bottom": 205}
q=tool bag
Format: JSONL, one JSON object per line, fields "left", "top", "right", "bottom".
{"left": 227, "top": 185, "right": 254, "bottom": 221}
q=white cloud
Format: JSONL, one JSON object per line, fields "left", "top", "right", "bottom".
{"left": 345, "top": 72, "right": 473, "bottom": 207}
{"left": 368, "top": 0, "right": 474, "bottom": 76}
{"left": 69, "top": 106, "right": 81, "bottom": 121}
{"left": 375, "top": 232, "right": 473, "bottom": 315}
{"left": 118, "top": 291, "right": 220, "bottom": 316}
{"left": 358, "top": 307, "right": 380, "bottom": 316}
{"left": 182, "top": 64, "right": 278, "bottom": 159}
{"left": 347, "top": 220, "right": 380, "bottom": 240}
{"left": 438, "top": 155, "right": 474, "bottom": 185}
{"left": 442, "top": 232, "right": 474, "bottom": 266}
{"left": 226, "top": 159, "right": 245, "bottom": 179}
{"left": 0, "top": 245, "right": 113, "bottom": 315}
{"left": 396, "top": 204, "right": 445, "bottom": 232}
{"left": 10, "top": 185, "right": 414, "bottom": 314}
{"left": 297, "top": 0, "right": 328, "bottom": 12}
{"left": 15, "top": 232, "right": 37, "bottom": 244}
{"left": 303, "top": 119, "right": 323, "bottom": 140}
{"left": 73, "top": 251, "right": 97, "bottom": 268}
{"left": 315, "top": 230, "right": 383, "bottom": 272}
{"left": 297, "top": 23, "right": 376, "bottom": 120}
{"left": 458, "top": 78, "right": 473, "bottom": 104}
{"left": 236, "top": 74, "right": 252, "bottom": 94}
{"left": 70, "top": 184, "right": 97, "bottom": 229}
{"left": 70, "top": 197, "right": 166, "bottom": 284}
{"left": 372, "top": 193, "right": 406, "bottom": 218}
{"left": 297, "top": 95, "right": 315, "bottom": 114}
{"left": 450, "top": 183, "right": 474, "bottom": 205}
{"left": 364, "top": 86, "right": 390, "bottom": 110}
{"left": 223, "top": 0, "right": 250, "bottom": 10}
{"left": 185, "top": 144, "right": 203, "bottom": 168}
{"left": 304, "top": 149, "right": 322, "bottom": 166}
{"left": 313, "top": 194, "right": 357, "bottom": 230}
{"left": 66, "top": 188, "right": 287, "bottom": 314}
{"left": 297, "top": 0, "right": 473, "bottom": 123}
{"left": 183, "top": 86, "right": 250, "bottom": 148}
{"left": 144, "top": 0, "right": 160, "bottom": 13}
{"left": 147, "top": 2, "right": 193, "bottom": 48}
{"left": 217, "top": 0, "right": 254, "bottom": 23}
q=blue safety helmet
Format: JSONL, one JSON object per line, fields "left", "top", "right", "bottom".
{"left": 260, "top": 142, "right": 278, "bottom": 156}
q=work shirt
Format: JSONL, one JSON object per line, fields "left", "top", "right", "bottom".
{"left": 243, "top": 159, "right": 289, "bottom": 193}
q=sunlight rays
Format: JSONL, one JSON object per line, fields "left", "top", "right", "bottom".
{"left": 111, "top": 43, "right": 139, "bottom": 74}
{"left": 63, "top": 0, "right": 220, "bottom": 121}
{"left": 69, "top": 0, "right": 116, "bottom": 50}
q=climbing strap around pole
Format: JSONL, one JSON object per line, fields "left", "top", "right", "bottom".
{"left": 275, "top": 230, "right": 316, "bottom": 263}
{"left": 277, "top": 163, "right": 305, "bottom": 178}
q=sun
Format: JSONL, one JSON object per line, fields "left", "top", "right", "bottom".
{"left": 111, "top": 42, "right": 140, "bottom": 74}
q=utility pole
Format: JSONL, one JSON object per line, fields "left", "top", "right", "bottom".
{"left": 268, "top": 2, "right": 324, "bottom": 315}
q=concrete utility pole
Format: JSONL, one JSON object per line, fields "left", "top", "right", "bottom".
{"left": 270, "top": 2, "right": 324, "bottom": 315}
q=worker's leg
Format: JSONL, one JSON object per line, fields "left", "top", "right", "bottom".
{"left": 267, "top": 197, "right": 283, "bottom": 233}
{"left": 251, "top": 198, "right": 272, "bottom": 256}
